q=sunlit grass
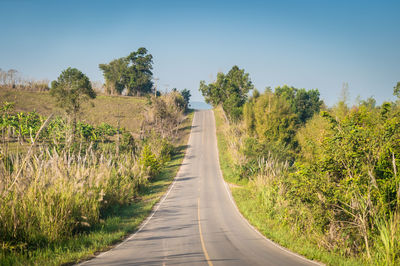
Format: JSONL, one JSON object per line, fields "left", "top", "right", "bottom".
{"left": 0, "top": 89, "right": 147, "bottom": 133}
{"left": 0, "top": 110, "right": 193, "bottom": 266}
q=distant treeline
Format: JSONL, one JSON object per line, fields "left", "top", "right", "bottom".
{"left": 1, "top": 47, "right": 191, "bottom": 99}
{"left": 0, "top": 68, "right": 49, "bottom": 91}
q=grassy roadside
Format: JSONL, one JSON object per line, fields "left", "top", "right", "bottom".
{"left": 213, "top": 107, "right": 364, "bottom": 266}
{"left": 0, "top": 111, "right": 194, "bottom": 266}
{"left": 214, "top": 107, "right": 248, "bottom": 186}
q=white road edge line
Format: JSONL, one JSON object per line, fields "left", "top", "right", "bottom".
{"left": 212, "top": 110, "right": 324, "bottom": 266}
{"left": 78, "top": 113, "right": 195, "bottom": 265}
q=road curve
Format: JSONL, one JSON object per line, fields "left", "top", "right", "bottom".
{"left": 80, "top": 110, "right": 317, "bottom": 266}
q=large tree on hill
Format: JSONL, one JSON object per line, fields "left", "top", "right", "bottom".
{"left": 99, "top": 58, "right": 127, "bottom": 95}
{"left": 125, "top": 47, "right": 154, "bottom": 96}
{"left": 199, "top": 65, "right": 253, "bottom": 121}
{"left": 50, "top": 67, "right": 96, "bottom": 140}
{"left": 99, "top": 47, "right": 153, "bottom": 96}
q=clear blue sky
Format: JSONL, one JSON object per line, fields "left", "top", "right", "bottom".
{"left": 1, "top": 0, "right": 399, "bottom": 106}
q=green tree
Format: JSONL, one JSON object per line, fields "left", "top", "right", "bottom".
{"left": 253, "top": 92, "right": 299, "bottom": 154}
{"left": 275, "top": 85, "right": 322, "bottom": 124}
{"left": 99, "top": 47, "right": 154, "bottom": 96}
{"left": 180, "top": 88, "right": 191, "bottom": 111}
{"left": 199, "top": 66, "right": 253, "bottom": 121}
{"left": 125, "top": 47, "right": 154, "bottom": 96}
{"left": 394, "top": 81, "right": 400, "bottom": 99}
{"left": 50, "top": 67, "right": 96, "bottom": 139}
{"left": 99, "top": 58, "right": 127, "bottom": 95}
{"left": 199, "top": 72, "right": 225, "bottom": 106}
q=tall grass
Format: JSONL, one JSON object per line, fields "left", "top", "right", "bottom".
{"left": 0, "top": 144, "right": 152, "bottom": 251}
{"left": 0, "top": 95, "right": 191, "bottom": 264}
{"left": 374, "top": 212, "right": 400, "bottom": 266}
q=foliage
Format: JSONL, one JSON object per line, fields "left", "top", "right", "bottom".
{"left": 99, "top": 47, "right": 153, "bottom": 96}
{"left": 394, "top": 81, "right": 400, "bottom": 99}
{"left": 50, "top": 67, "right": 96, "bottom": 142}
{"left": 275, "top": 85, "right": 322, "bottom": 124}
{"left": 0, "top": 103, "right": 122, "bottom": 151}
{"left": 98, "top": 58, "right": 127, "bottom": 95}
{"left": 286, "top": 104, "right": 400, "bottom": 260}
{"left": 144, "top": 92, "right": 185, "bottom": 138}
{"left": 125, "top": 47, "right": 154, "bottom": 96}
{"left": 243, "top": 87, "right": 322, "bottom": 163}
{"left": 199, "top": 65, "right": 253, "bottom": 121}
{"left": 0, "top": 108, "right": 43, "bottom": 142}
{"left": 180, "top": 88, "right": 191, "bottom": 111}
{"left": 50, "top": 67, "right": 96, "bottom": 115}
{"left": 217, "top": 81, "right": 400, "bottom": 264}
{"left": 139, "top": 145, "right": 161, "bottom": 178}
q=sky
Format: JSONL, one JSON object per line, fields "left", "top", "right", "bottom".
{"left": 0, "top": 0, "right": 399, "bottom": 106}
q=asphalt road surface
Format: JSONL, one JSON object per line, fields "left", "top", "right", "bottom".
{"left": 81, "top": 110, "right": 318, "bottom": 266}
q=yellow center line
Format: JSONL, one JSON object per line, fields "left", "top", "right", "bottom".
{"left": 198, "top": 198, "right": 213, "bottom": 266}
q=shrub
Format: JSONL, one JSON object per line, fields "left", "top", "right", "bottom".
{"left": 139, "top": 145, "right": 161, "bottom": 179}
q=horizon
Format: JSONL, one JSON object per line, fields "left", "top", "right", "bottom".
{"left": 1, "top": 0, "right": 399, "bottom": 106}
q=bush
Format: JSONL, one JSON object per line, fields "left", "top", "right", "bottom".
{"left": 139, "top": 145, "right": 161, "bottom": 179}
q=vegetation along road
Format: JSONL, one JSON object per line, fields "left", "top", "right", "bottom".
{"left": 80, "top": 110, "right": 318, "bottom": 265}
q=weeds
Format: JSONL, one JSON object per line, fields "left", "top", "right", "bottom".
{"left": 0, "top": 100, "right": 183, "bottom": 263}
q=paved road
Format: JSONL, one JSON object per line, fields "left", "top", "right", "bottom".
{"left": 81, "top": 110, "right": 317, "bottom": 266}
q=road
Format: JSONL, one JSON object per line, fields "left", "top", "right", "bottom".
{"left": 81, "top": 110, "right": 317, "bottom": 266}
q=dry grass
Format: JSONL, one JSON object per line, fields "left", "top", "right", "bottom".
{"left": 0, "top": 145, "right": 150, "bottom": 249}
{"left": 0, "top": 91, "right": 194, "bottom": 265}
{"left": 0, "top": 88, "right": 147, "bottom": 133}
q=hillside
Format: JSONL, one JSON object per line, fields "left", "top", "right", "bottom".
{"left": 0, "top": 88, "right": 147, "bottom": 133}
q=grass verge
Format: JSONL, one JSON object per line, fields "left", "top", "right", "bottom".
{"left": 213, "top": 107, "right": 365, "bottom": 266}
{"left": 0, "top": 111, "right": 194, "bottom": 266}
{"left": 213, "top": 107, "right": 247, "bottom": 186}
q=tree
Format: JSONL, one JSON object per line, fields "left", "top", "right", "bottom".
{"left": 199, "top": 65, "right": 253, "bottom": 121}
{"left": 394, "top": 81, "right": 400, "bottom": 99}
{"left": 99, "top": 47, "right": 154, "bottom": 96}
{"left": 253, "top": 91, "right": 299, "bottom": 153}
{"left": 199, "top": 72, "right": 225, "bottom": 106}
{"left": 99, "top": 58, "right": 127, "bottom": 95}
{"left": 125, "top": 47, "right": 154, "bottom": 96}
{"left": 180, "top": 88, "right": 191, "bottom": 111}
{"left": 275, "top": 85, "right": 322, "bottom": 124}
{"left": 7, "top": 69, "right": 18, "bottom": 88}
{"left": 50, "top": 67, "right": 96, "bottom": 140}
